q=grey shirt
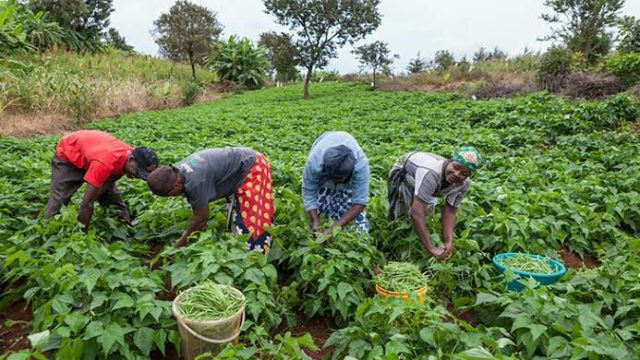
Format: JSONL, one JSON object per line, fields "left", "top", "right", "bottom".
{"left": 178, "top": 148, "right": 257, "bottom": 210}
{"left": 404, "top": 152, "right": 470, "bottom": 208}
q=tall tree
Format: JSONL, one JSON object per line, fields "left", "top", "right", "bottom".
{"left": 406, "top": 52, "right": 427, "bottom": 74}
{"left": 29, "top": 0, "right": 112, "bottom": 36}
{"left": 353, "top": 41, "right": 397, "bottom": 88}
{"left": 541, "top": 0, "right": 624, "bottom": 64}
{"left": 617, "top": 16, "right": 640, "bottom": 53}
{"left": 264, "top": 0, "right": 381, "bottom": 98}
{"left": 258, "top": 31, "right": 300, "bottom": 82}
{"left": 153, "top": 0, "right": 223, "bottom": 80}
{"left": 104, "top": 27, "right": 133, "bottom": 53}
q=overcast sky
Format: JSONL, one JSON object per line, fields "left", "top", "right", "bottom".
{"left": 111, "top": 0, "right": 640, "bottom": 74}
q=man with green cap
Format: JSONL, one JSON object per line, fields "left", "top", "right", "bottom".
{"left": 387, "top": 146, "right": 481, "bottom": 260}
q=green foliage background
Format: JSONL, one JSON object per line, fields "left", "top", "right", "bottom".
{"left": 1, "top": 83, "right": 639, "bottom": 359}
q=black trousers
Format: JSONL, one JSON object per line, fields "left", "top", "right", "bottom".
{"left": 43, "top": 156, "right": 129, "bottom": 221}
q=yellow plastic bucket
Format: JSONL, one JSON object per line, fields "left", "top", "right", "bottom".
{"left": 172, "top": 286, "right": 245, "bottom": 360}
{"left": 375, "top": 284, "right": 428, "bottom": 304}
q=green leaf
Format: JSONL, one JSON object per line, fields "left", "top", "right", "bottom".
{"left": 52, "top": 294, "right": 73, "bottom": 314}
{"left": 385, "top": 339, "right": 411, "bottom": 354}
{"left": 81, "top": 268, "right": 101, "bottom": 294}
{"left": 28, "top": 330, "right": 50, "bottom": 349}
{"left": 153, "top": 329, "right": 167, "bottom": 356}
{"left": 97, "top": 323, "right": 125, "bottom": 356}
{"left": 133, "top": 327, "right": 155, "bottom": 356}
{"left": 244, "top": 268, "right": 266, "bottom": 284}
{"left": 511, "top": 315, "right": 532, "bottom": 331}
{"left": 111, "top": 292, "right": 134, "bottom": 311}
{"left": 337, "top": 282, "right": 352, "bottom": 301}
{"left": 64, "top": 313, "right": 89, "bottom": 335}
{"left": 529, "top": 324, "right": 547, "bottom": 342}
{"left": 475, "top": 293, "right": 498, "bottom": 305}
{"left": 420, "top": 328, "right": 436, "bottom": 347}
{"left": 56, "top": 338, "right": 85, "bottom": 360}
{"left": 89, "top": 293, "right": 107, "bottom": 310}
{"left": 79, "top": 321, "right": 102, "bottom": 342}
{"left": 454, "top": 346, "right": 494, "bottom": 359}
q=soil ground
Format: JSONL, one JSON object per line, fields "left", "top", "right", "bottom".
{"left": 559, "top": 245, "right": 600, "bottom": 269}
{"left": 0, "top": 300, "right": 32, "bottom": 354}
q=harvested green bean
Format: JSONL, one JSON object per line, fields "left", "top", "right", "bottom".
{"left": 500, "top": 254, "right": 554, "bottom": 274}
{"left": 177, "top": 282, "right": 244, "bottom": 321}
{"left": 375, "top": 262, "right": 429, "bottom": 293}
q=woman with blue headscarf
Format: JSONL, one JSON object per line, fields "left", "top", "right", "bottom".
{"left": 302, "top": 131, "right": 370, "bottom": 236}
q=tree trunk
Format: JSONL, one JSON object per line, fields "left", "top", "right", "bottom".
{"left": 373, "top": 69, "right": 376, "bottom": 89}
{"left": 188, "top": 43, "right": 196, "bottom": 81}
{"left": 303, "top": 66, "right": 313, "bottom": 99}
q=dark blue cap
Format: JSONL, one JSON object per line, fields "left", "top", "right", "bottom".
{"left": 132, "top": 147, "right": 159, "bottom": 180}
{"left": 323, "top": 145, "right": 356, "bottom": 182}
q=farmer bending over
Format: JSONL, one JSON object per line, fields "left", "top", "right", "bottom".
{"left": 146, "top": 148, "right": 274, "bottom": 254}
{"left": 43, "top": 130, "right": 159, "bottom": 230}
{"left": 303, "top": 131, "right": 370, "bottom": 236}
{"left": 387, "top": 147, "right": 481, "bottom": 260}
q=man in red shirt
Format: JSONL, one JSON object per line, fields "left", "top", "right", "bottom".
{"left": 43, "top": 130, "right": 159, "bottom": 229}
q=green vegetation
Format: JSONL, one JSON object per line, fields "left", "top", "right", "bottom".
{"left": 206, "top": 36, "right": 269, "bottom": 90}
{"left": 152, "top": 0, "right": 223, "bottom": 80}
{"left": 375, "top": 262, "right": 429, "bottom": 292}
{"left": 0, "top": 83, "right": 639, "bottom": 359}
{"left": 176, "top": 282, "right": 244, "bottom": 321}
{"left": 0, "top": 50, "right": 219, "bottom": 135}
{"left": 499, "top": 255, "right": 554, "bottom": 274}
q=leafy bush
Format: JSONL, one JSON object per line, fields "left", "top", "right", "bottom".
{"left": 310, "top": 69, "right": 341, "bottom": 82}
{"left": 536, "top": 45, "right": 573, "bottom": 92}
{"left": 181, "top": 81, "right": 202, "bottom": 106}
{"left": 162, "top": 233, "right": 291, "bottom": 330}
{"left": 283, "top": 231, "right": 384, "bottom": 323}
{"left": 603, "top": 53, "right": 640, "bottom": 86}
{"left": 206, "top": 35, "right": 268, "bottom": 89}
{"left": 2, "top": 218, "right": 179, "bottom": 358}
{"left": 326, "top": 297, "right": 513, "bottom": 359}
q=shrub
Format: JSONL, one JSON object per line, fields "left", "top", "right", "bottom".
{"left": 536, "top": 45, "right": 573, "bottom": 92}
{"left": 206, "top": 35, "right": 269, "bottom": 89}
{"left": 311, "top": 69, "right": 341, "bottom": 82}
{"left": 603, "top": 53, "right": 640, "bottom": 86}
{"left": 181, "top": 81, "right": 201, "bottom": 106}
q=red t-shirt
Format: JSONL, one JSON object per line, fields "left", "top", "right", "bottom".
{"left": 55, "top": 130, "right": 133, "bottom": 188}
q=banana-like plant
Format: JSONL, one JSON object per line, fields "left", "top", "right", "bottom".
{"left": 205, "top": 35, "right": 269, "bottom": 89}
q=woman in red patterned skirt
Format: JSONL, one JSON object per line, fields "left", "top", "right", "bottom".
{"left": 146, "top": 148, "right": 274, "bottom": 254}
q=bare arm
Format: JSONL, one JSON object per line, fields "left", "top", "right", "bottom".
{"left": 409, "top": 198, "right": 443, "bottom": 258}
{"left": 174, "top": 205, "right": 209, "bottom": 248}
{"left": 334, "top": 204, "right": 365, "bottom": 228}
{"left": 78, "top": 184, "right": 102, "bottom": 231}
{"left": 323, "top": 204, "right": 366, "bottom": 235}
{"left": 308, "top": 209, "right": 321, "bottom": 231}
{"left": 441, "top": 204, "right": 458, "bottom": 259}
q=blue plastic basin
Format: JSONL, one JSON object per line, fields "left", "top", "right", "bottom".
{"left": 492, "top": 252, "right": 566, "bottom": 291}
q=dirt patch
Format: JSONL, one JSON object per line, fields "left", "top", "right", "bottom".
{"left": 276, "top": 313, "right": 334, "bottom": 360}
{"left": 560, "top": 245, "right": 599, "bottom": 270}
{"left": 0, "top": 300, "right": 33, "bottom": 353}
